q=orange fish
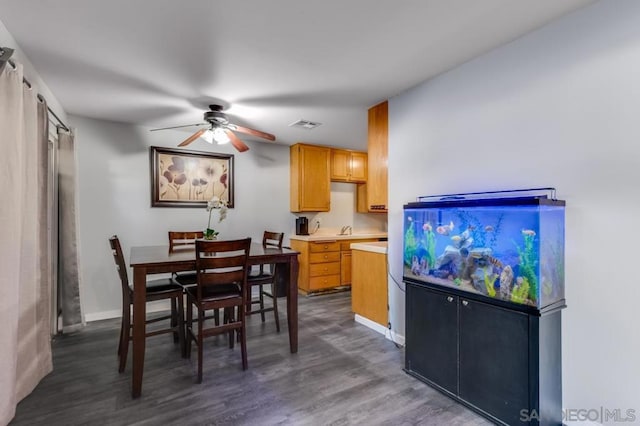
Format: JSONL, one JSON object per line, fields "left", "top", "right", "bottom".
{"left": 436, "top": 221, "right": 454, "bottom": 236}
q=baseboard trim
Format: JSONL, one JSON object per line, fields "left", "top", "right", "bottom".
{"left": 354, "top": 314, "right": 405, "bottom": 346}
{"left": 85, "top": 301, "right": 171, "bottom": 322}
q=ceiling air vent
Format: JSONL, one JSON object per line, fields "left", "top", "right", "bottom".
{"left": 289, "top": 119, "right": 322, "bottom": 130}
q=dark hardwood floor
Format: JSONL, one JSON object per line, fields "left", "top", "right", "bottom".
{"left": 11, "top": 291, "right": 490, "bottom": 425}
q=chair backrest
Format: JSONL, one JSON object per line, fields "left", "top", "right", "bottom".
{"left": 258, "top": 231, "right": 284, "bottom": 275}
{"left": 109, "top": 235, "right": 130, "bottom": 296}
{"left": 195, "top": 238, "right": 252, "bottom": 301}
{"left": 169, "top": 231, "right": 204, "bottom": 252}
{"left": 263, "top": 231, "right": 284, "bottom": 249}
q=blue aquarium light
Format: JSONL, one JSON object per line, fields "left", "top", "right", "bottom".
{"left": 416, "top": 187, "right": 557, "bottom": 203}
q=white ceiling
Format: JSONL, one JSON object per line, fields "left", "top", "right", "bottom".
{"left": 0, "top": 0, "right": 595, "bottom": 151}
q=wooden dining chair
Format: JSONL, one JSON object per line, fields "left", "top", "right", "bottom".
{"left": 109, "top": 235, "right": 185, "bottom": 373}
{"left": 185, "top": 238, "right": 252, "bottom": 383}
{"left": 246, "top": 231, "right": 284, "bottom": 332}
{"left": 169, "top": 230, "right": 221, "bottom": 327}
{"left": 168, "top": 231, "right": 204, "bottom": 286}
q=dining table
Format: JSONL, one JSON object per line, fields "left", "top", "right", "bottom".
{"left": 128, "top": 241, "right": 300, "bottom": 398}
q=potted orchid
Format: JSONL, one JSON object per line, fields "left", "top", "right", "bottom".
{"left": 204, "top": 195, "right": 228, "bottom": 240}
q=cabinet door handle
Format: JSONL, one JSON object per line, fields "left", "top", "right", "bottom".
{"left": 462, "top": 300, "right": 469, "bottom": 306}
{"left": 447, "top": 296, "right": 454, "bottom": 303}
{"left": 324, "top": 255, "right": 328, "bottom": 259}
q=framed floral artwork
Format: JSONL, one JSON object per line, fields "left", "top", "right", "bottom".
{"left": 150, "top": 146, "right": 234, "bottom": 208}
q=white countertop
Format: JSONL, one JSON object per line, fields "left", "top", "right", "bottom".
{"left": 289, "top": 231, "right": 387, "bottom": 242}
{"left": 350, "top": 241, "right": 388, "bottom": 254}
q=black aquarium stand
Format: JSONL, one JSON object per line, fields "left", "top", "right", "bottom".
{"left": 404, "top": 280, "right": 564, "bottom": 426}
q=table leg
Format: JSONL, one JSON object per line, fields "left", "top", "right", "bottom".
{"left": 287, "top": 256, "right": 299, "bottom": 353}
{"left": 132, "top": 266, "right": 147, "bottom": 398}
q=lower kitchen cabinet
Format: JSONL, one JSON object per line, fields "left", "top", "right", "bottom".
{"left": 405, "top": 282, "right": 564, "bottom": 426}
{"left": 290, "top": 239, "right": 339, "bottom": 293}
{"left": 351, "top": 245, "right": 388, "bottom": 327}
{"left": 308, "top": 241, "right": 341, "bottom": 291}
{"left": 290, "top": 237, "right": 381, "bottom": 294}
{"left": 340, "top": 251, "right": 352, "bottom": 285}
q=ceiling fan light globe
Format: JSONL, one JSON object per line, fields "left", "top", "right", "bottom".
{"left": 201, "top": 129, "right": 214, "bottom": 144}
{"left": 213, "top": 127, "right": 230, "bottom": 145}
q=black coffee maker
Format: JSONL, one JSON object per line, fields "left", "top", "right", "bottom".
{"left": 295, "top": 217, "right": 309, "bottom": 235}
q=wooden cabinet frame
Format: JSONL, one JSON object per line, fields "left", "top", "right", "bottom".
{"left": 331, "top": 149, "right": 367, "bottom": 183}
{"left": 367, "top": 101, "right": 388, "bottom": 212}
{"left": 290, "top": 143, "right": 331, "bottom": 212}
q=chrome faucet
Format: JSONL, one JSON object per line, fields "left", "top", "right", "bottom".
{"left": 340, "top": 225, "right": 352, "bottom": 235}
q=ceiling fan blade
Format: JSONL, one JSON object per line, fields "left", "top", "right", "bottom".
{"left": 227, "top": 123, "right": 276, "bottom": 141}
{"left": 224, "top": 129, "right": 250, "bottom": 152}
{"left": 178, "top": 129, "right": 206, "bottom": 147}
{"left": 150, "top": 122, "right": 207, "bottom": 132}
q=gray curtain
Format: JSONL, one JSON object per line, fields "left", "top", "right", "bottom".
{"left": 0, "top": 61, "right": 53, "bottom": 425}
{"left": 58, "top": 129, "right": 83, "bottom": 331}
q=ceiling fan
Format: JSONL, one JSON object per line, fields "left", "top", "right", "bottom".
{"left": 150, "top": 104, "right": 276, "bottom": 153}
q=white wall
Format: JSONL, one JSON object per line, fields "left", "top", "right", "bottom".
{"left": 388, "top": 0, "right": 640, "bottom": 420}
{"left": 72, "top": 115, "right": 295, "bottom": 319}
{"left": 299, "top": 182, "right": 387, "bottom": 233}
{"left": 72, "top": 115, "right": 386, "bottom": 320}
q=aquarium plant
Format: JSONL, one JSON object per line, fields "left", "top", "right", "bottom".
{"left": 404, "top": 218, "right": 418, "bottom": 267}
{"left": 421, "top": 223, "right": 437, "bottom": 272}
{"left": 484, "top": 273, "right": 497, "bottom": 297}
{"left": 456, "top": 211, "right": 485, "bottom": 248}
{"left": 515, "top": 231, "right": 538, "bottom": 303}
{"left": 511, "top": 277, "right": 530, "bottom": 304}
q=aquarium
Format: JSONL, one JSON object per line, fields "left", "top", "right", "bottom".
{"left": 403, "top": 196, "right": 565, "bottom": 309}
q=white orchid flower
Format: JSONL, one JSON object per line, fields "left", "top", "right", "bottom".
{"left": 205, "top": 195, "right": 228, "bottom": 238}
{"left": 206, "top": 195, "right": 220, "bottom": 211}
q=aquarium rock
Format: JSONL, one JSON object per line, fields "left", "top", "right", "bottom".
{"left": 499, "top": 265, "right": 514, "bottom": 300}
{"left": 410, "top": 256, "right": 429, "bottom": 276}
{"left": 410, "top": 256, "right": 420, "bottom": 275}
{"left": 434, "top": 245, "right": 463, "bottom": 276}
{"left": 471, "top": 266, "right": 495, "bottom": 294}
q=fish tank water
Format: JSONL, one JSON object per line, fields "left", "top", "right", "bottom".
{"left": 403, "top": 196, "right": 565, "bottom": 309}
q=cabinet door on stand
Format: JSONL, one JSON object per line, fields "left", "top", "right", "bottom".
{"left": 405, "top": 284, "right": 458, "bottom": 395}
{"left": 459, "top": 298, "right": 530, "bottom": 425}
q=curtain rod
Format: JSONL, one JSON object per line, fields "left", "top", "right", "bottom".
{"left": 1, "top": 46, "right": 70, "bottom": 132}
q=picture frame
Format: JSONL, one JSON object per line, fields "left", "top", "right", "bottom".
{"left": 150, "top": 146, "right": 234, "bottom": 208}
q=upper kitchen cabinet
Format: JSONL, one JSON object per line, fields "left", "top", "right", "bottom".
{"left": 331, "top": 149, "right": 367, "bottom": 183}
{"left": 290, "top": 143, "right": 331, "bottom": 212}
{"left": 367, "top": 101, "right": 388, "bottom": 212}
